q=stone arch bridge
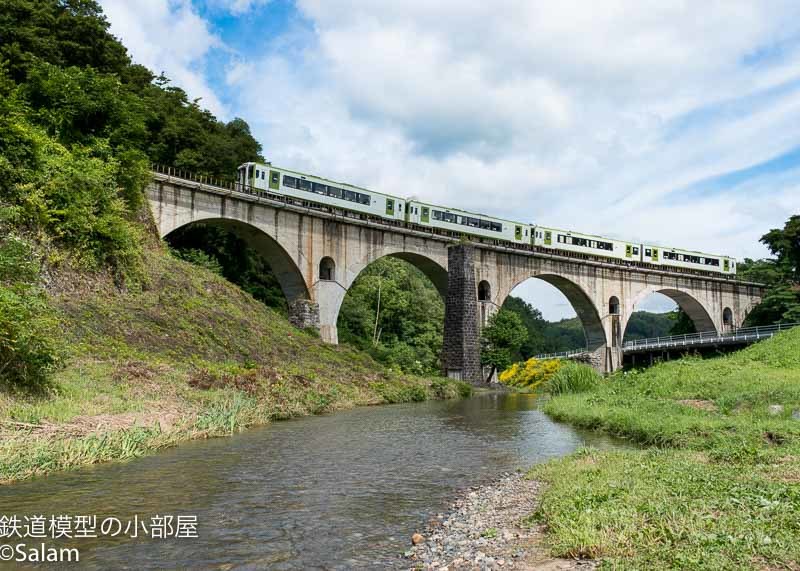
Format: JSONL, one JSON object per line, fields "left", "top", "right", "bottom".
{"left": 147, "top": 171, "right": 764, "bottom": 382}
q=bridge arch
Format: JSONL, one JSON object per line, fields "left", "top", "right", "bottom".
{"left": 164, "top": 218, "right": 310, "bottom": 304}
{"left": 625, "top": 286, "right": 716, "bottom": 337}
{"left": 498, "top": 273, "right": 607, "bottom": 353}
{"left": 316, "top": 250, "right": 448, "bottom": 345}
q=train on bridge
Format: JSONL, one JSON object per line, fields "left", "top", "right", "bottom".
{"left": 237, "top": 162, "right": 737, "bottom": 276}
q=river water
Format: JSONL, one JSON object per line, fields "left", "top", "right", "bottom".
{"left": 0, "top": 392, "right": 619, "bottom": 569}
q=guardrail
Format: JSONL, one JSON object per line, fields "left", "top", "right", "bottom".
{"left": 533, "top": 322, "right": 798, "bottom": 361}
{"left": 533, "top": 348, "right": 589, "bottom": 360}
{"left": 621, "top": 322, "right": 799, "bottom": 352}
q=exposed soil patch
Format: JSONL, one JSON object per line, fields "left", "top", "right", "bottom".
{"left": 404, "top": 473, "right": 597, "bottom": 570}
{"left": 0, "top": 407, "right": 190, "bottom": 440}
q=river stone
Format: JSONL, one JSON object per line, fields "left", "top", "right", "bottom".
{"left": 793, "top": 410, "right": 800, "bottom": 421}
{"left": 412, "top": 533, "right": 425, "bottom": 545}
{"left": 768, "top": 404, "right": 784, "bottom": 415}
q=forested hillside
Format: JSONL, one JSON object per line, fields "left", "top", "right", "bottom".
{"left": 0, "top": 0, "right": 265, "bottom": 386}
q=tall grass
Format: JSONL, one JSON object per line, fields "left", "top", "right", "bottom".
{"left": 542, "top": 362, "right": 601, "bottom": 395}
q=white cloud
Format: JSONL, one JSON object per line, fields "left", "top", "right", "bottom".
{"left": 101, "top": 1, "right": 800, "bottom": 319}
{"left": 99, "top": 0, "right": 227, "bottom": 117}
{"left": 207, "top": 0, "right": 271, "bottom": 15}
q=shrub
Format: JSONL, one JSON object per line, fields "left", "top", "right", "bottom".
{"left": 543, "top": 362, "right": 601, "bottom": 395}
{"left": 499, "top": 357, "right": 561, "bottom": 390}
{"left": 171, "top": 247, "right": 223, "bottom": 275}
{"left": 0, "top": 283, "right": 62, "bottom": 390}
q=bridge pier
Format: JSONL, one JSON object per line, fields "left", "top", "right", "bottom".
{"left": 442, "top": 245, "right": 483, "bottom": 385}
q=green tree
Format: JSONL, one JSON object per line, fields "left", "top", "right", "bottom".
{"left": 623, "top": 311, "right": 676, "bottom": 341}
{"left": 667, "top": 308, "right": 697, "bottom": 335}
{"left": 740, "top": 215, "right": 800, "bottom": 325}
{"left": 337, "top": 257, "right": 444, "bottom": 374}
{"left": 480, "top": 309, "right": 527, "bottom": 382}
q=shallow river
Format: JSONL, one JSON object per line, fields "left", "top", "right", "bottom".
{"left": 0, "top": 392, "right": 620, "bottom": 569}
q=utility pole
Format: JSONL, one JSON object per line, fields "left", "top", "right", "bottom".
{"left": 372, "top": 279, "right": 382, "bottom": 346}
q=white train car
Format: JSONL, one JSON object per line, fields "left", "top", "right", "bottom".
{"left": 406, "top": 200, "right": 532, "bottom": 244}
{"left": 237, "top": 162, "right": 406, "bottom": 222}
{"left": 642, "top": 245, "right": 735, "bottom": 275}
{"left": 533, "top": 226, "right": 641, "bottom": 262}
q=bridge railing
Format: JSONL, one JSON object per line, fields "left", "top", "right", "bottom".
{"left": 533, "top": 348, "right": 589, "bottom": 360}
{"left": 622, "top": 322, "right": 799, "bottom": 351}
{"left": 151, "top": 164, "right": 296, "bottom": 205}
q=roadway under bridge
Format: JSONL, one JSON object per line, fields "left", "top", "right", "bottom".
{"left": 146, "top": 169, "right": 766, "bottom": 383}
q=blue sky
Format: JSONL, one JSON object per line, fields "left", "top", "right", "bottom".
{"left": 100, "top": 0, "right": 800, "bottom": 319}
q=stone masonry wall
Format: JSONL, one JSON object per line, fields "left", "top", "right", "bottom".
{"left": 442, "top": 245, "right": 483, "bottom": 384}
{"left": 288, "top": 299, "right": 320, "bottom": 331}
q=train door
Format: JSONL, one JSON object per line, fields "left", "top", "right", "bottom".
{"left": 386, "top": 198, "right": 395, "bottom": 216}
{"left": 421, "top": 207, "right": 430, "bottom": 223}
{"left": 723, "top": 259, "right": 730, "bottom": 272}
{"left": 269, "top": 170, "right": 280, "bottom": 190}
{"left": 544, "top": 231, "right": 552, "bottom": 246}
{"left": 652, "top": 248, "right": 659, "bottom": 262}
{"left": 625, "top": 244, "right": 632, "bottom": 258}
{"left": 514, "top": 225, "right": 522, "bottom": 241}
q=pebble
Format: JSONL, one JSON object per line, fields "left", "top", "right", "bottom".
{"left": 403, "top": 473, "right": 597, "bottom": 570}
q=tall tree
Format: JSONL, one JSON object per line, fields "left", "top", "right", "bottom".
{"left": 480, "top": 309, "right": 527, "bottom": 382}
{"left": 741, "top": 215, "right": 800, "bottom": 325}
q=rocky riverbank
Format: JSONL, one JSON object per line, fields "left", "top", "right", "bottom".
{"left": 403, "top": 473, "right": 597, "bottom": 570}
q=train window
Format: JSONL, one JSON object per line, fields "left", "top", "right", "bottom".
{"left": 645, "top": 249, "right": 651, "bottom": 256}
{"left": 261, "top": 171, "right": 265, "bottom": 179}
{"left": 433, "top": 210, "right": 443, "bottom": 221}
{"left": 491, "top": 222, "right": 502, "bottom": 232}
{"left": 271, "top": 172, "right": 279, "bottom": 184}
{"left": 312, "top": 182, "right": 325, "bottom": 194}
{"left": 467, "top": 217, "right": 479, "bottom": 227}
{"left": 283, "top": 175, "right": 296, "bottom": 188}
{"left": 358, "top": 193, "right": 370, "bottom": 205}
{"left": 299, "top": 179, "right": 312, "bottom": 191}
{"left": 255, "top": 169, "right": 259, "bottom": 178}
{"left": 480, "top": 220, "right": 491, "bottom": 230}
{"left": 633, "top": 247, "right": 639, "bottom": 255}
{"left": 328, "top": 186, "right": 342, "bottom": 198}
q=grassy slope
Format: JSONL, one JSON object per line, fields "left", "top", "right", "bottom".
{"left": 0, "top": 248, "right": 469, "bottom": 483}
{"left": 530, "top": 329, "right": 800, "bottom": 569}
